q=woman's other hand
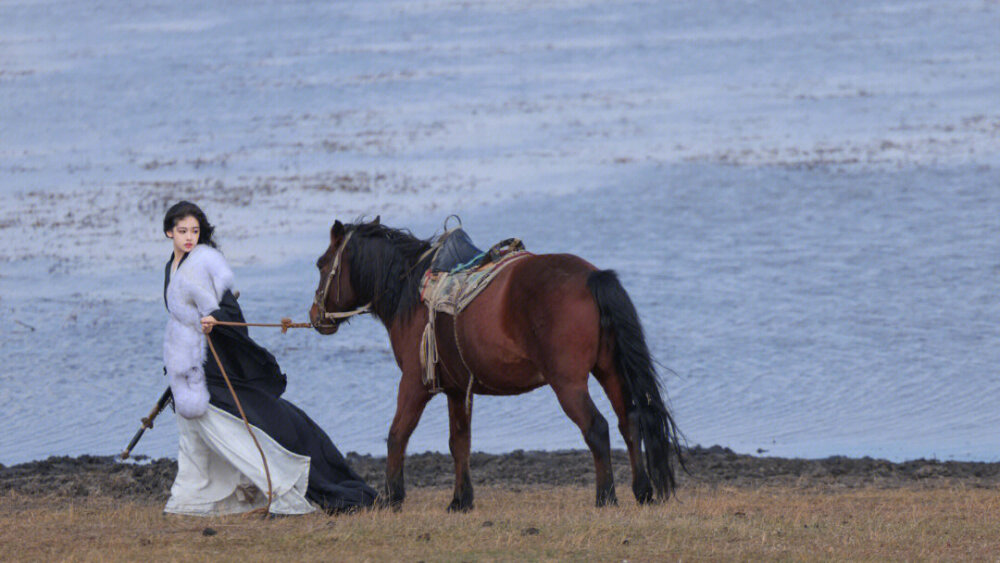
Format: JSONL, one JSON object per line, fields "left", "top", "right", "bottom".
{"left": 201, "top": 315, "right": 217, "bottom": 334}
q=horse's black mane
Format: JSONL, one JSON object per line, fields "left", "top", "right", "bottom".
{"left": 346, "top": 221, "right": 433, "bottom": 325}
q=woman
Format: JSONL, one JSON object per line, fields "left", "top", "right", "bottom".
{"left": 161, "top": 201, "right": 377, "bottom": 515}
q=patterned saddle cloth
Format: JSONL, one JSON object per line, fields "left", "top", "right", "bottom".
{"left": 420, "top": 246, "right": 527, "bottom": 315}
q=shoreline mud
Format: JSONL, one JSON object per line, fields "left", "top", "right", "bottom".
{"left": 3, "top": 446, "right": 998, "bottom": 504}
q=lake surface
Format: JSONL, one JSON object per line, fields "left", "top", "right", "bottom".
{"left": 1, "top": 0, "right": 998, "bottom": 465}
{"left": 4, "top": 163, "right": 999, "bottom": 465}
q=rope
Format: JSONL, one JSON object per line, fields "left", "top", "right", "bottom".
{"left": 452, "top": 310, "right": 476, "bottom": 414}
{"left": 205, "top": 327, "right": 277, "bottom": 518}
{"left": 209, "top": 317, "right": 312, "bottom": 333}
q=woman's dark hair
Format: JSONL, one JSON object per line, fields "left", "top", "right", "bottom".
{"left": 163, "top": 201, "right": 217, "bottom": 248}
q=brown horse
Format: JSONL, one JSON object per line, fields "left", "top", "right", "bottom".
{"left": 309, "top": 218, "right": 683, "bottom": 510}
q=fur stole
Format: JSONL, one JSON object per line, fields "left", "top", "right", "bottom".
{"left": 164, "top": 245, "right": 235, "bottom": 418}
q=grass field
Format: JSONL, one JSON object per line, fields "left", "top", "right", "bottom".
{"left": 2, "top": 484, "right": 999, "bottom": 561}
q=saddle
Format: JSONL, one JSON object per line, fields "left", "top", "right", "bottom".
{"left": 418, "top": 227, "right": 528, "bottom": 395}
{"left": 430, "top": 228, "right": 485, "bottom": 273}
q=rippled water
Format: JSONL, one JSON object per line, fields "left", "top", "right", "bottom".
{"left": 4, "top": 163, "right": 999, "bottom": 465}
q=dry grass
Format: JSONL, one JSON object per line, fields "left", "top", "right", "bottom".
{"left": 2, "top": 485, "right": 999, "bottom": 562}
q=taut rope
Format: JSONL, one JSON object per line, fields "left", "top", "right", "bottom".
{"left": 210, "top": 318, "right": 312, "bottom": 333}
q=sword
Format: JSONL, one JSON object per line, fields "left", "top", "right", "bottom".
{"left": 120, "top": 387, "right": 173, "bottom": 460}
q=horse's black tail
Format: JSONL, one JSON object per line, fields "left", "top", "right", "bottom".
{"left": 587, "top": 269, "right": 684, "bottom": 500}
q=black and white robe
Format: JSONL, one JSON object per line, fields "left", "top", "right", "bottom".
{"left": 163, "top": 245, "right": 377, "bottom": 515}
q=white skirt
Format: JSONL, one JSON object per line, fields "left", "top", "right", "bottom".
{"left": 164, "top": 405, "right": 316, "bottom": 516}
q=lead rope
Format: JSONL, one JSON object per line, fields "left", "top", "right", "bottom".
{"left": 211, "top": 318, "right": 312, "bottom": 333}
{"left": 205, "top": 333, "right": 275, "bottom": 518}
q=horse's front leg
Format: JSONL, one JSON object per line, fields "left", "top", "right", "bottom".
{"left": 385, "top": 371, "right": 432, "bottom": 510}
{"left": 446, "top": 392, "right": 474, "bottom": 512}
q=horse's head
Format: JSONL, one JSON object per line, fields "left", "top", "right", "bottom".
{"left": 309, "top": 218, "right": 373, "bottom": 334}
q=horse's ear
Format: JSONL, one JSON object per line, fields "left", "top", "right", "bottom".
{"left": 332, "top": 220, "right": 345, "bottom": 240}
{"left": 373, "top": 215, "right": 380, "bottom": 225}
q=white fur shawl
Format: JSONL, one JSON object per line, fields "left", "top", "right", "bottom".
{"left": 164, "top": 245, "right": 235, "bottom": 418}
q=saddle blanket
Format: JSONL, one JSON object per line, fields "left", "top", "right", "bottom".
{"left": 417, "top": 249, "right": 531, "bottom": 391}
{"left": 420, "top": 249, "right": 530, "bottom": 316}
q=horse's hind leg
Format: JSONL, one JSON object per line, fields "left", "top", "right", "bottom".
{"left": 445, "top": 392, "right": 474, "bottom": 512}
{"left": 594, "top": 365, "right": 654, "bottom": 504}
{"left": 549, "top": 380, "right": 617, "bottom": 506}
{"left": 385, "top": 373, "right": 432, "bottom": 510}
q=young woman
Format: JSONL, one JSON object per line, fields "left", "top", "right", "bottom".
{"left": 161, "top": 201, "right": 377, "bottom": 515}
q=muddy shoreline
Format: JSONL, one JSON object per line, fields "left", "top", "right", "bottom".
{"left": 3, "top": 446, "right": 998, "bottom": 503}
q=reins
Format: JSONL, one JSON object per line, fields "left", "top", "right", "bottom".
{"left": 314, "top": 223, "right": 453, "bottom": 330}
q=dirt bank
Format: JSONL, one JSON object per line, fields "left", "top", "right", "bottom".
{"left": 4, "top": 446, "right": 998, "bottom": 504}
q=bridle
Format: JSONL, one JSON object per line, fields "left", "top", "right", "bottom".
{"left": 313, "top": 222, "right": 452, "bottom": 330}
{"left": 312, "top": 228, "right": 372, "bottom": 329}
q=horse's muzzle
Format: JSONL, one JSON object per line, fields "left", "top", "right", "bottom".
{"left": 308, "top": 305, "right": 340, "bottom": 335}
{"left": 314, "top": 323, "right": 339, "bottom": 335}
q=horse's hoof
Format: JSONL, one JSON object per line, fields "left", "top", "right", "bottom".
{"left": 446, "top": 499, "right": 474, "bottom": 513}
{"left": 377, "top": 494, "right": 405, "bottom": 512}
{"left": 595, "top": 495, "right": 618, "bottom": 507}
{"left": 633, "top": 487, "right": 655, "bottom": 505}
{"left": 375, "top": 494, "right": 394, "bottom": 510}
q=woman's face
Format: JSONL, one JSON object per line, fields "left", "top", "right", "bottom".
{"left": 166, "top": 215, "right": 200, "bottom": 256}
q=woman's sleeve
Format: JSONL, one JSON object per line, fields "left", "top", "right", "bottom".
{"left": 195, "top": 248, "right": 236, "bottom": 318}
{"left": 207, "top": 250, "right": 235, "bottom": 301}
{"left": 190, "top": 282, "right": 222, "bottom": 317}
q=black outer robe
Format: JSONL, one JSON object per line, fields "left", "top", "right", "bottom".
{"left": 165, "top": 254, "right": 378, "bottom": 513}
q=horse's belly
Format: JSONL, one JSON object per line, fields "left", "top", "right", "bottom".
{"left": 472, "top": 378, "right": 547, "bottom": 396}
{"left": 472, "top": 360, "right": 548, "bottom": 395}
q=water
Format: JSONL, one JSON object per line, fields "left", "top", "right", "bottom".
{"left": 4, "top": 164, "right": 998, "bottom": 464}
{"left": 1, "top": 0, "right": 998, "bottom": 465}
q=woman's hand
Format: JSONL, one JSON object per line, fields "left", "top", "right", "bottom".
{"left": 201, "top": 315, "right": 217, "bottom": 334}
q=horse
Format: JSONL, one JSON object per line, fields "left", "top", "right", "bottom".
{"left": 308, "top": 217, "right": 683, "bottom": 511}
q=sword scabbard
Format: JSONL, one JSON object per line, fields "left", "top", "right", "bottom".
{"left": 120, "top": 387, "right": 173, "bottom": 460}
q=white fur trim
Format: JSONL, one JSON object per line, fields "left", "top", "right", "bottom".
{"left": 164, "top": 246, "right": 235, "bottom": 419}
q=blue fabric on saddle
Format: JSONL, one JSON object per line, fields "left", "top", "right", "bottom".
{"left": 430, "top": 228, "right": 486, "bottom": 273}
